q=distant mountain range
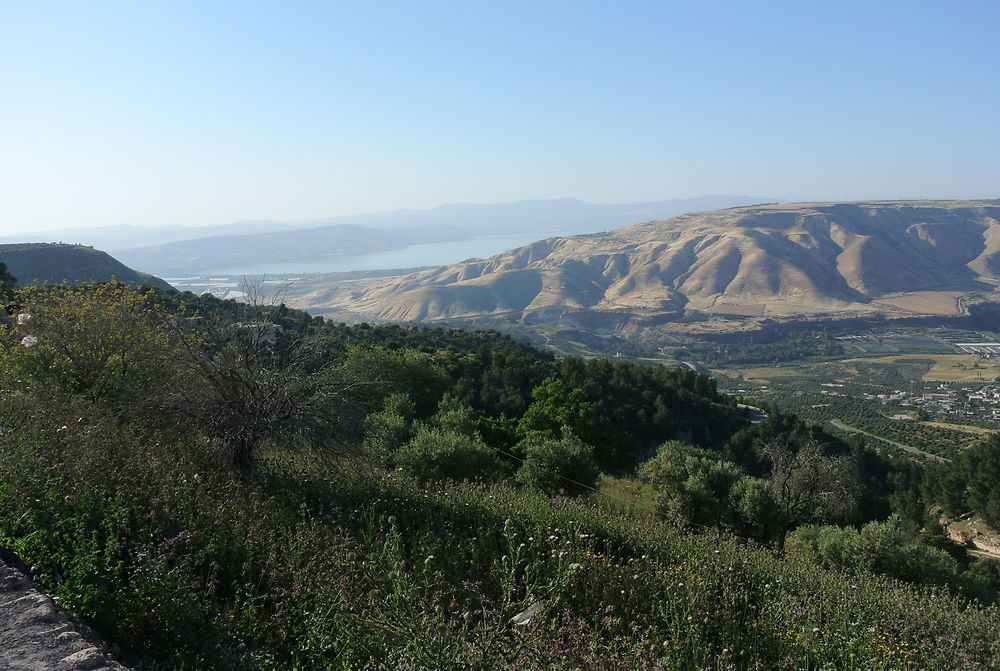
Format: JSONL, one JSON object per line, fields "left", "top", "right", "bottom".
{"left": 239, "top": 195, "right": 776, "bottom": 236}
{"left": 0, "top": 221, "right": 291, "bottom": 253}
{"left": 113, "top": 224, "right": 469, "bottom": 277}
{"left": 0, "top": 243, "right": 172, "bottom": 291}
{"left": 296, "top": 200, "right": 1000, "bottom": 334}
{"left": 2, "top": 196, "right": 774, "bottom": 276}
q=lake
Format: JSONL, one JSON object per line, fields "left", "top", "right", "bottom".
{"left": 200, "top": 231, "right": 577, "bottom": 275}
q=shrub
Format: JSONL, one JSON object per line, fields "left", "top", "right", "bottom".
{"left": 729, "top": 475, "right": 782, "bottom": 542}
{"left": 1, "top": 282, "right": 177, "bottom": 409}
{"left": 639, "top": 440, "right": 740, "bottom": 529}
{"left": 787, "top": 516, "right": 960, "bottom": 587}
{"left": 395, "top": 426, "right": 501, "bottom": 483}
{"left": 515, "top": 430, "right": 599, "bottom": 497}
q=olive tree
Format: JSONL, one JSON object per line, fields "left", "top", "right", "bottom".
{"left": 760, "top": 437, "right": 857, "bottom": 547}
{"left": 640, "top": 440, "right": 740, "bottom": 530}
{"left": 515, "top": 430, "right": 599, "bottom": 497}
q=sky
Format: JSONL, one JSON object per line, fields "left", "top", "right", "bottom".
{"left": 2, "top": 0, "right": 998, "bottom": 235}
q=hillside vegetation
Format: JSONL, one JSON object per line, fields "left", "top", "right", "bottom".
{"left": 302, "top": 200, "right": 1000, "bottom": 334}
{"left": 0, "top": 243, "right": 172, "bottom": 290}
{"left": 1, "top": 283, "right": 999, "bottom": 669}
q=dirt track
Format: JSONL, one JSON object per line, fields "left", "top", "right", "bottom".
{"left": 0, "top": 560, "right": 129, "bottom": 671}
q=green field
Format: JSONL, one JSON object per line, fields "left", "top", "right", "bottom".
{"left": 923, "top": 421, "right": 995, "bottom": 435}
{"left": 715, "top": 366, "right": 806, "bottom": 382}
{"left": 844, "top": 354, "right": 1000, "bottom": 382}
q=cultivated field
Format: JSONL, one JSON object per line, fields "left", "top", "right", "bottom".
{"left": 840, "top": 354, "right": 1000, "bottom": 382}
{"left": 708, "top": 303, "right": 766, "bottom": 316}
{"left": 716, "top": 366, "right": 805, "bottom": 383}
{"left": 709, "top": 342, "right": 1000, "bottom": 458}
{"left": 872, "top": 291, "right": 968, "bottom": 315}
{"left": 922, "top": 421, "right": 995, "bottom": 435}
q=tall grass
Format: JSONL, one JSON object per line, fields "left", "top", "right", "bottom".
{"left": 1, "top": 389, "right": 998, "bottom": 669}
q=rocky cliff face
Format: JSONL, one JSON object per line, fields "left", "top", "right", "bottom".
{"left": 299, "top": 201, "right": 1000, "bottom": 330}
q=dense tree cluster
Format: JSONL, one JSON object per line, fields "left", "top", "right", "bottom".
{"left": 924, "top": 434, "right": 1000, "bottom": 527}
{"left": 673, "top": 331, "right": 845, "bottom": 366}
{"left": 3, "top": 284, "right": 378, "bottom": 472}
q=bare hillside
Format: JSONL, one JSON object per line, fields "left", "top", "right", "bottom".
{"left": 296, "top": 201, "right": 1000, "bottom": 331}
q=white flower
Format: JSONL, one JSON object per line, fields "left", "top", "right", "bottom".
{"left": 21, "top": 335, "right": 38, "bottom": 348}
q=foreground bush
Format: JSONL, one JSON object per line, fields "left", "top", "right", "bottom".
{"left": 515, "top": 431, "right": 599, "bottom": 497}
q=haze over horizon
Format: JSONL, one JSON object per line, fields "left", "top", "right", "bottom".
{"left": 2, "top": 1, "right": 998, "bottom": 236}
{"left": 1, "top": 195, "right": 775, "bottom": 238}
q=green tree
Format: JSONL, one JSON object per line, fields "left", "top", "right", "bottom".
{"left": 922, "top": 463, "right": 968, "bottom": 518}
{"left": 517, "top": 376, "right": 597, "bottom": 441}
{"left": 922, "top": 434, "right": 1000, "bottom": 526}
{"left": 395, "top": 426, "right": 501, "bottom": 483}
{"left": 0, "top": 261, "right": 16, "bottom": 308}
{"left": 429, "top": 393, "right": 481, "bottom": 436}
{"left": 955, "top": 435, "right": 1000, "bottom": 527}
{"left": 362, "top": 393, "right": 417, "bottom": 467}
{"left": 729, "top": 475, "right": 783, "bottom": 542}
{"left": 344, "top": 345, "right": 450, "bottom": 418}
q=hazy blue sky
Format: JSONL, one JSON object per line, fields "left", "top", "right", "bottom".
{"left": 2, "top": 1, "right": 998, "bottom": 234}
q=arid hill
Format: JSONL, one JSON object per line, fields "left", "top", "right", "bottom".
{"left": 297, "top": 201, "right": 1000, "bottom": 333}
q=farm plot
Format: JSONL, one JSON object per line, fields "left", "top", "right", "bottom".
{"left": 872, "top": 291, "right": 967, "bottom": 315}
{"left": 714, "top": 366, "right": 805, "bottom": 383}
{"left": 841, "top": 355, "right": 1000, "bottom": 382}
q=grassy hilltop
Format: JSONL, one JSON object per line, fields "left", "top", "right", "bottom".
{"left": 0, "top": 242, "right": 172, "bottom": 291}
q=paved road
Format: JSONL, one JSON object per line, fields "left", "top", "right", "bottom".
{"left": 737, "top": 403, "right": 768, "bottom": 424}
{"left": 829, "top": 419, "right": 952, "bottom": 463}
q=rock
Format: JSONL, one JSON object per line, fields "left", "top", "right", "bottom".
{"left": 0, "top": 560, "right": 131, "bottom": 670}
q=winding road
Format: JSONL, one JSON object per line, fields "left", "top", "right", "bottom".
{"left": 829, "top": 419, "right": 951, "bottom": 463}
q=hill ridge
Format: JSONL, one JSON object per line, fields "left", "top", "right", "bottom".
{"left": 298, "top": 200, "right": 1000, "bottom": 332}
{"left": 0, "top": 243, "right": 173, "bottom": 291}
